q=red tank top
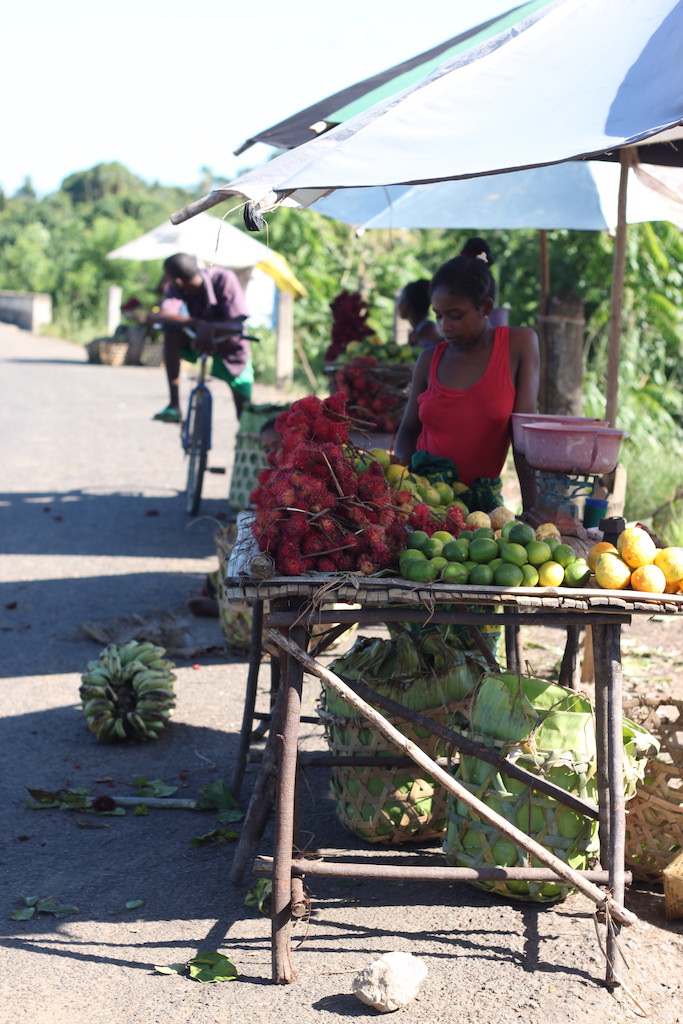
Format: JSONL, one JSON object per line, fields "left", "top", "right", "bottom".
{"left": 416, "top": 327, "right": 515, "bottom": 485}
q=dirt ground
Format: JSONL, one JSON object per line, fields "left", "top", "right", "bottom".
{"left": 1, "top": 324, "right": 682, "bottom": 1024}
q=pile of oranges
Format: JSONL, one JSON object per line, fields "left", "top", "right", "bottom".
{"left": 590, "top": 527, "right": 683, "bottom": 594}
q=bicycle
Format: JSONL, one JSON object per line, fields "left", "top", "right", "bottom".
{"left": 181, "top": 329, "right": 258, "bottom": 515}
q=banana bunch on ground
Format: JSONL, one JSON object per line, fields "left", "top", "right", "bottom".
{"left": 79, "top": 641, "right": 176, "bottom": 742}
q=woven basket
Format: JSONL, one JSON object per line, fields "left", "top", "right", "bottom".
{"left": 623, "top": 697, "right": 683, "bottom": 882}
{"left": 214, "top": 522, "right": 254, "bottom": 653}
{"left": 140, "top": 340, "right": 164, "bottom": 367}
{"left": 445, "top": 673, "right": 656, "bottom": 902}
{"left": 227, "top": 402, "right": 289, "bottom": 512}
{"left": 663, "top": 849, "right": 683, "bottom": 919}
{"left": 322, "top": 694, "right": 469, "bottom": 845}
{"left": 98, "top": 340, "right": 129, "bottom": 366}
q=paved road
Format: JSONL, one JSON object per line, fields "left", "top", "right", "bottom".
{"left": 1, "top": 324, "right": 679, "bottom": 1024}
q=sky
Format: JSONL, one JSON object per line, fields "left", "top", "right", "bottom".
{"left": 1, "top": 0, "right": 521, "bottom": 198}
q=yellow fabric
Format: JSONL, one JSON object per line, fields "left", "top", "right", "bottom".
{"left": 256, "top": 251, "right": 307, "bottom": 298}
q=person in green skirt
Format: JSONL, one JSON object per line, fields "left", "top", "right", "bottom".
{"left": 149, "top": 252, "right": 253, "bottom": 423}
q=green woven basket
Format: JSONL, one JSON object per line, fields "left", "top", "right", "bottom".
{"left": 323, "top": 634, "right": 486, "bottom": 844}
{"left": 227, "top": 402, "right": 289, "bottom": 511}
{"left": 444, "top": 672, "right": 656, "bottom": 902}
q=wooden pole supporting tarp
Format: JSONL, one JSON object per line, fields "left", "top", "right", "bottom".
{"left": 268, "top": 627, "right": 637, "bottom": 928}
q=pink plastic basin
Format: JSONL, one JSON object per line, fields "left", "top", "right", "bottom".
{"left": 522, "top": 422, "right": 628, "bottom": 474}
{"left": 511, "top": 413, "right": 606, "bottom": 454}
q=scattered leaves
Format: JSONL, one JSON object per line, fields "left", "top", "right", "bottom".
{"left": 195, "top": 780, "right": 238, "bottom": 812}
{"left": 154, "top": 952, "right": 238, "bottom": 983}
{"left": 131, "top": 777, "right": 178, "bottom": 798}
{"left": 244, "top": 878, "right": 272, "bottom": 916}
{"left": 10, "top": 893, "right": 78, "bottom": 920}
{"left": 189, "top": 829, "right": 238, "bottom": 847}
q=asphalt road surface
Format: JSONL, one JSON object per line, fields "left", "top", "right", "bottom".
{"left": 1, "top": 324, "right": 680, "bottom": 1024}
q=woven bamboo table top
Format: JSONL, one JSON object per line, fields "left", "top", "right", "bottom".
{"left": 225, "top": 574, "right": 683, "bottom": 617}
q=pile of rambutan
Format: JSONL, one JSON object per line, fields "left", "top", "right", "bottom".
{"left": 250, "top": 393, "right": 410, "bottom": 576}
{"left": 324, "top": 291, "right": 373, "bottom": 362}
{"left": 334, "top": 355, "right": 410, "bottom": 434}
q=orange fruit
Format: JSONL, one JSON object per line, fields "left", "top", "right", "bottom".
{"left": 630, "top": 564, "right": 667, "bottom": 593}
{"left": 653, "top": 546, "right": 683, "bottom": 585}
{"left": 616, "top": 527, "right": 657, "bottom": 569}
{"left": 588, "top": 541, "right": 618, "bottom": 571}
{"left": 594, "top": 552, "right": 632, "bottom": 591}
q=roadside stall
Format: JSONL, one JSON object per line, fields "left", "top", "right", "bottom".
{"left": 221, "top": 393, "right": 683, "bottom": 990}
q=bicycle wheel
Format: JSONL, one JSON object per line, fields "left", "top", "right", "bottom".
{"left": 185, "top": 389, "right": 210, "bottom": 515}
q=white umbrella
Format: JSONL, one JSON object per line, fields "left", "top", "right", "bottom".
{"left": 107, "top": 213, "right": 306, "bottom": 297}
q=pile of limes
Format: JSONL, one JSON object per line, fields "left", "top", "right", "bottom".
{"left": 590, "top": 527, "right": 683, "bottom": 594}
{"left": 399, "top": 521, "right": 590, "bottom": 588}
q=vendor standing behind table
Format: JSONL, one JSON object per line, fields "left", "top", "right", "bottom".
{"left": 397, "top": 280, "right": 442, "bottom": 349}
{"left": 149, "top": 252, "right": 252, "bottom": 423}
{"left": 393, "top": 240, "right": 539, "bottom": 513}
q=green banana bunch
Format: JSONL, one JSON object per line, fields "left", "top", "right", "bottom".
{"left": 79, "top": 642, "right": 176, "bottom": 743}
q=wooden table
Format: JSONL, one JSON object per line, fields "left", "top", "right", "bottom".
{"left": 225, "top": 574, "right": 683, "bottom": 988}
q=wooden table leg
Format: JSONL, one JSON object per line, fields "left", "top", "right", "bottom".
{"left": 504, "top": 624, "right": 523, "bottom": 674}
{"left": 271, "top": 624, "right": 306, "bottom": 984}
{"left": 592, "top": 622, "right": 626, "bottom": 989}
{"left": 231, "top": 599, "right": 265, "bottom": 799}
{"left": 558, "top": 624, "right": 581, "bottom": 690}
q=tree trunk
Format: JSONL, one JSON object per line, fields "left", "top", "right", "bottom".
{"left": 538, "top": 292, "right": 585, "bottom": 416}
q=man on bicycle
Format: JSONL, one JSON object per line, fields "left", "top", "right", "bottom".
{"left": 150, "top": 252, "right": 252, "bottom": 423}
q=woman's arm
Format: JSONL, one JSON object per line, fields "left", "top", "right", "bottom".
{"left": 393, "top": 349, "right": 432, "bottom": 465}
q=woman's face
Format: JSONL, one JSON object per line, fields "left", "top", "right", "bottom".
{"left": 431, "top": 286, "right": 489, "bottom": 347}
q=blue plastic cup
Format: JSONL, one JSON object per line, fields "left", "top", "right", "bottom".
{"left": 584, "top": 497, "right": 609, "bottom": 529}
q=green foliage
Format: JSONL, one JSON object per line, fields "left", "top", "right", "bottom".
{"left": 0, "top": 165, "right": 681, "bottom": 537}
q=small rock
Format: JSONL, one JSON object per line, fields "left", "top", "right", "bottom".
{"left": 352, "top": 951, "right": 428, "bottom": 1013}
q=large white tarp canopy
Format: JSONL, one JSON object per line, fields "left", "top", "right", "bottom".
{"left": 173, "top": 0, "right": 683, "bottom": 224}
{"left": 311, "top": 162, "right": 683, "bottom": 231}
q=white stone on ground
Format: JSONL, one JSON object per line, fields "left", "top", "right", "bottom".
{"left": 352, "top": 951, "right": 429, "bottom": 1012}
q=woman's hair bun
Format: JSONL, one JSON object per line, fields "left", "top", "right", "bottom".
{"left": 460, "top": 236, "right": 495, "bottom": 267}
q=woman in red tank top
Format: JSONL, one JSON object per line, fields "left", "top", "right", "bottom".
{"left": 394, "top": 238, "right": 540, "bottom": 511}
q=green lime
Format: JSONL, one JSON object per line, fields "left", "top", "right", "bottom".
{"left": 441, "top": 561, "right": 469, "bottom": 585}
{"left": 442, "top": 539, "right": 469, "bottom": 563}
{"left": 553, "top": 543, "right": 577, "bottom": 568}
{"left": 494, "top": 562, "right": 524, "bottom": 587}
{"left": 508, "top": 522, "right": 535, "bottom": 546}
{"left": 525, "top": 540, "right": 553, "bottom": 566}
{"left": 407, "top": 530, "right": 430, "bottom": 551}
{"left": 423, "top": 537, "right": 444, "bottom": 558}
{"left": 468, "top": 563, "right": 494, "bottom": 585}
{"left": 429, "top": 556, "right": 448, "bottom": 572}
{"left": 496, "top": 536, "right": 508, "bottom": 554}
{"left": 501, "top": 542, "right": 529, "bottom": 567}
{"left": 544, "top": 534, "right": 561, "bottom": 551}
{"left": 472, "top": 526, "right": 495, "bottom": 540}
{"left": 489, "top": 557, "right": 503, "bottom": 572}
{"left": 403, "top": 559, "right": 439, "bottom": 583}
{"left": 521, "top": 563, "right": 540, "bottom": 587}
{"left": 432, "top": 530, "right": 454, "bottom": 545}
{"left": 399, "top": 547, "right": 427, "bottom": 564}
{"left": 564, "top": 561, "right": 591, "bottom": 587}
{"left": 458, "top": 530, "right": 475, "bottom": 543}
{"left": 463, "top": 561, "right": 477, "bottom": 572}
{"left": 468, "top": 538, "right": 499, "bottom": 564}
{"left": 500, "top": 519, "right": 517, "bottom": 539}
